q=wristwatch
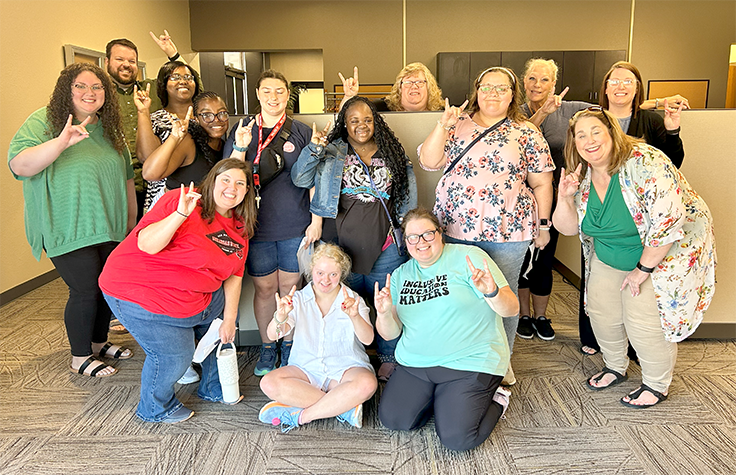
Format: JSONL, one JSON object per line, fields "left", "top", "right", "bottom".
{"left": 539, "top": 219, "right": 549, "bottom": 226}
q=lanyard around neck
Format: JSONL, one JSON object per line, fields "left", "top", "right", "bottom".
{"left": 255, "top": 113, "right": 286, "bottom": 164}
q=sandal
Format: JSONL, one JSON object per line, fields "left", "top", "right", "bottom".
{"left": 109, "top": 318, "right": 129, "bottom": 334}
{"left": 620, "top": 384, "right": 668, "bottom": 409}
{"left": 580, "top": 345, "right": 599, "bottom": 355}
{"left": 586, "top": 367, "right": 627, "bottom": 391}
{"left": 97, "top": 342, "right": 133, "bottom": 360}
{"left": 70, "top": 356, "right": 117, "bottom": 378}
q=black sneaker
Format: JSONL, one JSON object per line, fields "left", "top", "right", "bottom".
{"left": 516, "top": 315, "right": 535, "bottom": 339}
{"left": 534, "top": 316, "right": 555, "bottom": 341}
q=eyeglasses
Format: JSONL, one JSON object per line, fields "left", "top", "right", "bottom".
{"left": 478, "top": 83, "right": 511, "bottom": 95}
{"left": 402, "top": 79, "right": 427, "bottom": 88}
{"left": 168, "top": 74, "right": 195, "bottom": 82}
{"left": 405, "top": 230, "right": 438, "bottom": 245}
{"left": 606, "top": 78, "right": 637, "bottom": 87}
{"left": 72, "top": 83, "right": 104, "bottom": 93}
{"left": 198, "top": 111, "right": 229, "bottom": 123}
{"left": 583, "top": 106, "right": 613, "bottom": 129}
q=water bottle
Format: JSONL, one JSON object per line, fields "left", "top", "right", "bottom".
{"left": 216, "top": 342, "right": 240, "bottom": 404}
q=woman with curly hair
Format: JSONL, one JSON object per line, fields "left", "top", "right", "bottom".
{"left": 419, "top": 66, "right": 554, "bottom": 386}
{"left": 8, "top": 62, "right": 136, "bottom": 377}
{"left": 292, "top": 95, "right": 418, "bottom": 380}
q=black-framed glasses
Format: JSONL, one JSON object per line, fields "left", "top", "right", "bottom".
{"left": 405, "top": 230, "right": 438, "bottom": 245}
{"left": 402, "top": 79, "right": 427, "bottom": 88}
{"left": 168, "top": 74, "right": 195, "bottom": 82}
{"left": 198, "top": 111, "right": 229, "bottom": 123}
{"left": 72, "top": 83, "right": 104, "bottom": 93}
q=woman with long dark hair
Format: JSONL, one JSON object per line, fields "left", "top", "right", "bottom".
{"left": 292, "top": 95, "right": 418, "bottom": 380}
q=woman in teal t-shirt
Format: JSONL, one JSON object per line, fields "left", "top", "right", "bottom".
{"left": 374, "top": 208, "right": 520, "bottom": 451}
{"left": 8, "top": 63, "right": 136, "bottom": 378}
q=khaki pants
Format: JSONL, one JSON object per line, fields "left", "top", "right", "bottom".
{"left": 587, "top": 253, "right": 677, "bottom": 393}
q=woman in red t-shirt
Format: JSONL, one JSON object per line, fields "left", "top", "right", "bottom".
{"left": 100, "top": 158, "right": 257, "bottom": 423}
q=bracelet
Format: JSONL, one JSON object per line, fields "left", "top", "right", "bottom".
{"left": 273, "top": 310, "right": 288, "bottom": 324}
{"left": 232, "top": 144, "right": 247, "bottom": 153}
{"left": 483, "top": 285, "right": 500, "bottom": 299}
{"left": 437, "top": 120, "right": 452, "bottom": 131}
{"left": 168, "top": 52, "right": 181, "bottom": 62}
{"left": 636, "top": 261, "right": 655, "bottom": 273}
{"left": 539, "top": 226, "right": 551, "bottom": 231}
{"left": 666, "top": 127, "right": 681, "bottom": 135}
{"left": 655, "top": 98, "right": 660, "bottom": 109}
{"left": 175, "top": 210, "right": 189, "bottom": 218}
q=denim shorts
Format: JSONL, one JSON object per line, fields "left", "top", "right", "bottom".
{"left": 246, "top": 236, "right": 302, "bottom": 277}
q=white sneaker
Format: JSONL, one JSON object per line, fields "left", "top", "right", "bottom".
{"left": 177, "top": 365, "right": 200, "bottom": 384}
{"left": 501, "top": 364, "right": 516, "bottom": 386}
{"left": 493, "top": 386, "right": 512, "bottom": 418}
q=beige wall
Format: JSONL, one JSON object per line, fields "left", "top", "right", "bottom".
{"left": 0, "top": 0, "right": 194, "bottom": 293}
{"left": 268, "top": 51, "right": 324, "bottom": 82}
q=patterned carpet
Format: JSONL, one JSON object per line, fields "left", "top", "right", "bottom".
{"left": 1, "top": 274, "right": 735, "bottom": 475}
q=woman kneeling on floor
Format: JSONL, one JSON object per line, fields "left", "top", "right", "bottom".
{"left": 375, "top": 208, "right": 519, "bottom": 451}
{"left": 258, "top": 243, "right": 378, "bottom": 432}
{"left": 553, "top": 107, "right": 715, "bottom": 409}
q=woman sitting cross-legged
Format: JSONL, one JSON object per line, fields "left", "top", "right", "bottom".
{"left": 258, "top": 243, "right": 378, "bottom": 432}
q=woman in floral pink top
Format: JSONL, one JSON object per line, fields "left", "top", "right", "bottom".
{"left": 419, "top": 67, "right": 554, "bottom": 385}
{"left": 554, "top": 107, "right": 715, "bottom": 409}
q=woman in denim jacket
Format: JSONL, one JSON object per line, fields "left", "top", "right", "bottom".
{"left": 292, "top": 96, "right": 417, "bottom": 380}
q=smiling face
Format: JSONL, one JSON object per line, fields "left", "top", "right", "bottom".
{"left": 523, "top": 63, "right": 556, "bottom": 106}
{"left": 256, "top": 78, "right": 289, "bottom": 118}
{"left": 574, "top": 116, "right": 614, "bottom": 169}
{"left": 476, "top": 71, "right": 513, "bottom": 121}
{"left": 166, "top": 66, "right": 196, "bottom": 104}
{"left": 196, "top": 97, "right": 229, "bottom": 139}
{"left": 605, "top": 67, "right": 638, "bottom": 111}
{"left": 71, "top": 70, "right": 106, "bottom": 120}
{"left": 212, "top": 168, "right": 248, "bottom": 216}
{"left": 105, "top": 44, "right": 138, "bottom": 87}
{"left": 345, "top": 102, "right": 375, "bottom": 147}
{"left": 400, "top": 71, "right": 429, "bottom": 111}
{"left": 405, "top": 218, "right": 443, "bottom": 268}
{"left": 311, "top": 257, "right": 342, "bottom": 296}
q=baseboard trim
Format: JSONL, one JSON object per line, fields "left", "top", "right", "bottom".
{"left": 690, "top": 323, "right": 736, "bottom": 340}
{"left": 553, "top": 258, "right": 581, "bottom": 290}
{"left": 0, "top": 269, "right": 60, "bottom": 306}
{"left": 235, "top": 329, "right": 263, "bottom": 347}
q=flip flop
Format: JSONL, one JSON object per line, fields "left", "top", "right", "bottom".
{"left": 580, "top": 345, "right": 599, "bottom": 355}
{"left": 586, "top": 367, "right": 627, "bottom": 391}
{"left": 620, "top": 384, "right": 668, "bottom": 409}
{"left": 97, "top": 342, "right": 133, "bottom": 360}
{"left": 109, "top": 319, "right": 129, "bottom": 334}
{"left": 70, "top": 356, "right": 117, "bottom": 378}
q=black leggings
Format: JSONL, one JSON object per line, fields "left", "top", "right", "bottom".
{"left": 50, "top": 242, "right": 118, "bottom": 356}
{"left": 379, "top": 365, "right": 504, "bottom": 452}
{"left": 518, "top": 226, "right": 560, "bottom": 296}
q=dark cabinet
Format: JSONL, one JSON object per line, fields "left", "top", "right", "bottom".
{"left": 437, "top": 50, "right": 626, "bottom": 106}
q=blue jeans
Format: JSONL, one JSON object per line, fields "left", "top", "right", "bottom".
{"left": 103, "top": 287, "right": 226, "bottom": 422}
{"left": 444, "top": 236, "right": 531, "bottom": 353}
{"left": 345, "top": 244, "right": 407, "bottom": 362}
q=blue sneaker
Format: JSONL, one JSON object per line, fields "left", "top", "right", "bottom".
{"left": 336, "top": 404, "right": 363, "bottom": 429}
{"left": 259, "top": 401, "right": 302, "bottom": 433}
{"left": 161, "top": 405, "right": 194, "bottom": 424}
{"left": 254, "top": 343, "right": 277, "bottom": 376}
{"left": 280, "top": 341, "right": 292, "bottom": 367}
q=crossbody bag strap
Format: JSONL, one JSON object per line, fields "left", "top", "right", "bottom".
{"left": 443, "top": 118, "right": 509, "bottom": 176}
{"left": 353, "top": 147, "right": 395, "bottom": 227}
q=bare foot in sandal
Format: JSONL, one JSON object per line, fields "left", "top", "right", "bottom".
{"left": 93, "top": 342, "right": 133, "bottom": 359}
{"left": 70, "top": 355, "right": 117, "bottom": 377}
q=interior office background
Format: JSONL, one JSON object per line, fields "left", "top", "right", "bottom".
{"left": 1, "top": 0, "right": 734, "bottom": 331}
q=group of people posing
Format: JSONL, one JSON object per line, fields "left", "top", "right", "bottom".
{"left": 8, "top": 30, "right": 715, "bottom": 451}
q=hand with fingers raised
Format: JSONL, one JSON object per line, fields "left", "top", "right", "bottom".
{"left": 273, "top": 285, "right": 296, "bottom": 339}
{"left": 437, "top": 98, "right": 469, "bottom": 130}
{"left": 466, "top": 255, "right": 498, "bottom": 296}
{"left": 310, "top": 121, "right": 332, "bottom": 146}
{"left": 340, "top": 287, "right": 361, "bottom": 319}
{"left": 59, "top": 114, "right": 92, "bottom": 149}
{"left": 233, "top": 118, "right": 256, "bottom": 151}
{"left": 557, "top": 163, "right": 583, "bottom": 200}
{"left": 374, "top": 274, "right": 393, "bottom": 316}
{"left": 176, "top": 181, "right": 201, "bottom": 218}
{"left": 339, "top": 66, "right": 360, "bottom": 101}
{"left": 170, "top": 106, "right": 193, "bottom": 142}
{"left": 539, "top": 86, "right": 569, "bottom": 115}
{"left": 663, "top": 98, "right": 685, "bottom": 132}
{"left": 133, "top": 83, "right": 152, "bottom": 113}
{"left": 150, "top": 29, "right": 178, "bottom": 59}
